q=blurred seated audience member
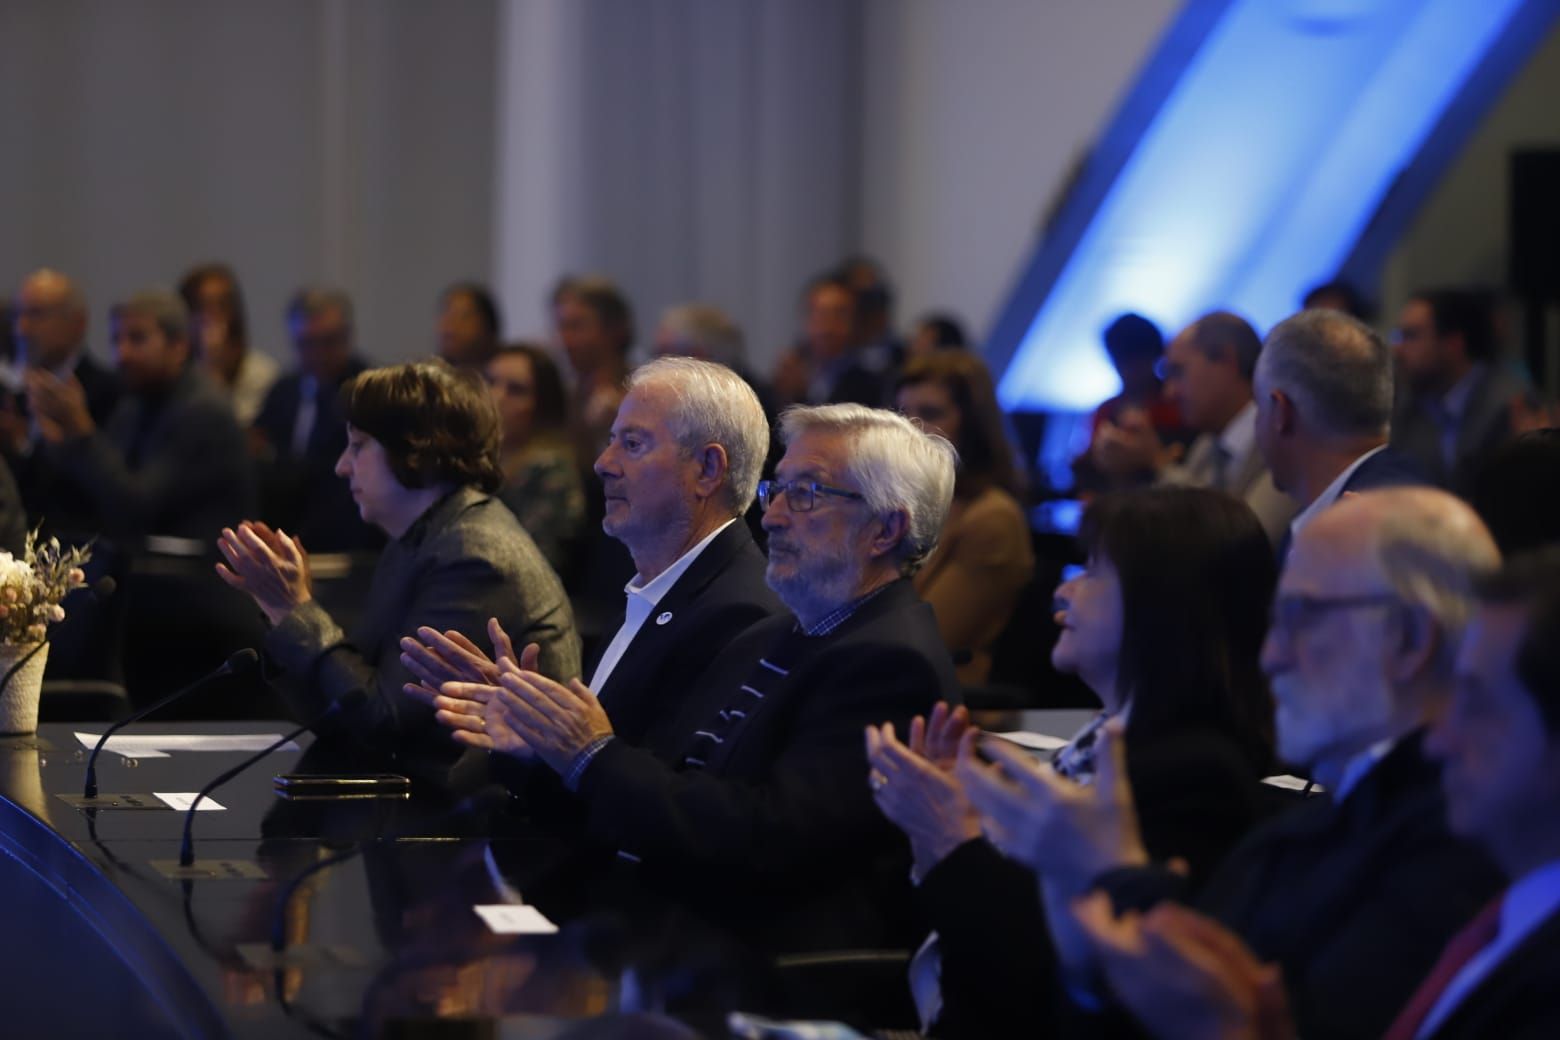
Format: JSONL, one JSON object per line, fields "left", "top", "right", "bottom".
{"left": 0, "top": 457, "right": 25, "bottom": 556}
{"left": 959, "top": 488, "right": 1503, "bottom": 1039}
{"left": 1073, "top": 312, "right": 1181, "bottom": 492}
{"left": 653, "top": 302, "right": 777, "bottom": 419}
{"left": 1071, "top": 549, "right": 1560, "bottom": 1040}
{"left": 218, "top": 361, "right": 578, "bottom": 783}
{"left": 436, "top": 280, "right": 502, "bottom": 370}
{"left": 895, "top": 352, "right": 1033, "bottom": 685}
{"left": 403, "top": 355, "right": 782, "bottom": 755}
{"left": 4, "top": 269, "right": 121, "bottom": 533}
{"left": 484, "top": 342, "right": 585, "bottom": 574}
{"left": 0, "top": 297, "right": 13, "bottom": 365}
{"left": 424, "top": 404, "right": 959, "bottom": 949}
{"left": 1091, "top": 311, "right": 1294, "bottom": 542}
{"left": 551, "top": 274, "right": 633, "bottom": 461}
{"left": 839, "top": 254, "right": 906, "bottom": 376}
{"left": 30, "top": 288, "right": 252, "bottom": 542}
{"left": 1472, "top": 428, "right": 1560, "bottom": 556}
{"left": 1255, "top": 308, "right": 1427, "bottom": 558}
{"left": 907, "top": 312, "right": 969, "bottom": 359}
{"left": 771, "top": 272, "right": 885, "bottom": 409}
{"left": 1301, "top": 277, "right": 1374, "bottom": 321}
{"left": 253, "top": 287, "right": 379, "bottom": 552}
{"left": 867, "top": 486, "right": 1276, "bottom": 1037}
{"left": 178, "top": 261, "right": 278, "bottom": 426}
{"left": 1391, "top": 287, "right": 1525, "bottom": 497}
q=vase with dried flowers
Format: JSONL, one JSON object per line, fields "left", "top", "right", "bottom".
{"left": 0, "top": 530, "right": 91, "bottom": 734}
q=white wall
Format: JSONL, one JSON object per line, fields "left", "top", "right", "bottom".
{"left": 859, "top": 0, "right": 1182, "bottom": 350}
{"left": 0, "top": 0, "right": 496, "bottom": 366}
{"left": 1378, "top": 17, "right": 1560, "bottom": 369}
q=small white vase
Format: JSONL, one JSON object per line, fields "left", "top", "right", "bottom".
{"left": 0, "top": 642, "right": 50, "bottom": 735}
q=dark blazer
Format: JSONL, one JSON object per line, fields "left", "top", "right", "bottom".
{"left": 1276, "top": 446, "right": 1429, "bottom": 564}
{"left": 592, "top": 519, "right": 785, "bottom": 749}
{"left": 265, "top": 486, "right": 580, "bottom": 784}
{"left": 923, "top": 723, "right": 1273, "bottom": 1039}
{"left": 45, "top": 364, "right": 253, "bottom": 541}
{"left": 571, "top": 579, "right": 960, "bottom": 947}
{"left": 1425, "top": 906, "right": 1560, "bottom": 1040}
{"left": 253, "top": 359, "right": 380, "bottom": 552}
{"left": 1096, "top": 733, "right": 1502, "bottom": 1040}
{"left": 1391, "top": 364, "right": 1523, "bottom": 497}
{"left": 7, "top": 353, "right": 122, "bottom": 535}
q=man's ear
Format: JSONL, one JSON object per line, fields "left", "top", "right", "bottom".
{"left": 868, "top": 509, "right": 909, "bottom": 561}
{"left": 1271, "top": 389, "right": 1298, "bottom": 436}
{"left": 1386, "top": 603, "right": 1439, "bottom": 684}
{"left": 693, "top": 443, "right": 729, "bottom": 498}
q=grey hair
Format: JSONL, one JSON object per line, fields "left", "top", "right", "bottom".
{"left": 628, "top": 356, "right": 769, "bottom": 514}
{"left": 1187, "top": 310, "right": 1264, "bottom": 381}
{"left": 110, "top": 289, "right": 189, "bottom": 344}
{"left": 1371, "top": 488, "right": 1500, "bottom": 657}
{"left": 779, "top": 403, "right": 958, "bottom": 575}
{"left": 1259, "top": 309, "right": 1392, "bottom": 439}
{"left": 286, "top": 286, "right": 354, "bottom": 328}
{"left": 658, "top": 303, "right": 747, "bottom": 368}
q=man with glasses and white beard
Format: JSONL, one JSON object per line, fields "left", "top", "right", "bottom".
{"left": 424, "top": 403, "right": 961, "bottom": 948}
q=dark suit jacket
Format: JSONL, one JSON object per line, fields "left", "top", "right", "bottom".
{"left": 592, "top": 520, "right": 785, "bottom": 750}
{"left": 1095, "top": 733, "right": 1502, "bottom": 1040}
{"left": 265, "top": 486, "right": 580, "bottom": 785}
{"left": 923, "top": 723, "right": 1273, "bottom": 1039}
{"left": 570, "top": 579, "right": 959, "bottom": 947}
{"left": 44, "top": 365, "right": 253, "bottom": 541}
{"left": 1391, "top": 364, "right": 1523, "bottom": 497}
{"left": 6, "top": 353, "right": 122, "bottom": 536}
{"left": 253, "top": 359, "right": 380, "bottom": 551}
{"left": 1276, "top": 446, "right": 1430, "bottom": 563}
{"left": 1425, "top": 906, "right": 1560, "bottom": 1039}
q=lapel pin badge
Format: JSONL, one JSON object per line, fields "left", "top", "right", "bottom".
{"left": 656, "top": 612, "right": 673, "bottom": 626}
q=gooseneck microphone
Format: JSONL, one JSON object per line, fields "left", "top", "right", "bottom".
{"left": 83, "top": 647, "right": 260, "bottom": 798}
{"left": 178, "top": 695, "right": 353, "bottom": 867}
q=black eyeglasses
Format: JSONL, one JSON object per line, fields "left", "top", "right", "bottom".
{"left": 756, "top": 479, "right": 866, "bottom": 513}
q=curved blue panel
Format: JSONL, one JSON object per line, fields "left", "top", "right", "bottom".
{"left": 992, "top": 0, "right": 1557, "bottom": 422}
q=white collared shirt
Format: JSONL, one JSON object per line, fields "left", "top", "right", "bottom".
{"left": 1217, "top": 400, "right": 1259, "bottom": 472}
{"left": 1417, "top": 859, "right": 1560, "bottom": 1038}
{"left": 586, "top": 518, "right": 737, "bottom": 693}
{"left": 1287, "top": 444, "right": 1388, "bottom": 541}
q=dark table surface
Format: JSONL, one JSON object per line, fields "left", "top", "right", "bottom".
{"left": 0, "top": 712, "right": 1098, "bottom": 1038}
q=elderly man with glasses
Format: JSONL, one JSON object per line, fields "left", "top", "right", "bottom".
{"left": 956, "top": 488, "right": 1505, "bottom": 1039}
{"left": 427, "top": 402, "right": 961, "bottom": 949}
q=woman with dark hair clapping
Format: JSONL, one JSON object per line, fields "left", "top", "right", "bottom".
{"left": 217, "top": 361, "right": 579, "bottom": 783}
{"left": 866, "top": 486, "right": 1277, "bottom": 1037}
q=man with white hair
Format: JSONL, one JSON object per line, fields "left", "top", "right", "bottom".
{"left": 959, "top": 488, "right": 1503, "bottom": 1038}
{"left": 403, "top": 355, "right": 783, "bottom": 751}
{"left": 429, "top": 403, "right": 962, "bottom": 946}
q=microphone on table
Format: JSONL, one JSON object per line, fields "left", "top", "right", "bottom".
{"left": 82, "top": 647, "right": 260, "bottom": 799}
{"left": 178, "top": 693, "right": 361, "bottom": 868}
{"left": 1, "top": 576, "right": 117, "bottom": 696}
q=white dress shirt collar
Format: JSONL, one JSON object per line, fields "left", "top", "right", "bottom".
{"left": 1287, "top": 444, "right": 1387, "bottom": 540}
{"left": 1216, "top": 400, "right": 1258, "bottom": 466}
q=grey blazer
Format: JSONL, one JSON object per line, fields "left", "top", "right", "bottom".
{"left": 1164, "top": 432, "right": 1295, "bottom": 545}
{"left": 266, "top": 486, "right": 580, "bottom": 774}
{"left": 1391, "top": 364, "right": 1523, "bottom": 497}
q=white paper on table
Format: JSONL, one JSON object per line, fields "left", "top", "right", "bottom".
{"left": 990, "top": 730, "right": 1070, "bottom": 752}
{"left": 153, "top": 792, "right": 227, "bottom": 811}
{"left": 473, "top": 904, "right": 558, "bottom": 935}
{"left": 75, "top": 732, "right": 301, "bottom": 756}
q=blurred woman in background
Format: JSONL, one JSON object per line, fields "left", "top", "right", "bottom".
{"left": 484, "top": 342, "right": 586, "bottom": 575}
{"left": 895, "top": 352, "right": 1032, "bottom": 685}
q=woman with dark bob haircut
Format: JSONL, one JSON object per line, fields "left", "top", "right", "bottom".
{"left": 865, "top": 486, "right": 1277, "bottom": 1037}
{"left": 217, "top": 361, "right": 580, "bottom": 782}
